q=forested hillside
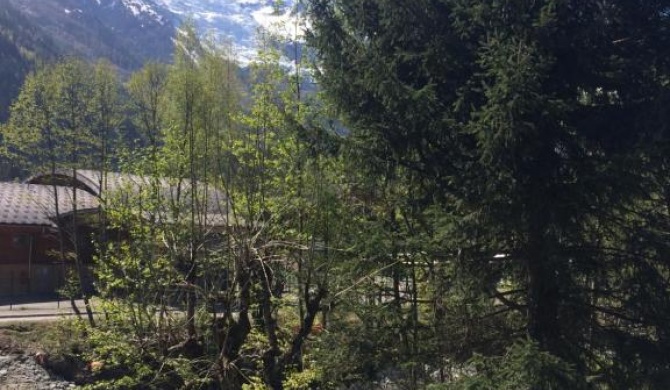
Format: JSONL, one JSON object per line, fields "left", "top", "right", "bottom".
{"left": 5, "top": 0, "right": 175, "bottom": 69}
{"left": 0, "top": 0, "right": 58, "bottom": 121}
{"left": 0, "top": 0, "right": 175, "bottom": 122}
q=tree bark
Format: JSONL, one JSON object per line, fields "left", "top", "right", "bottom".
{"left": 526, "top": 227, "right": 560, "bottom": 356}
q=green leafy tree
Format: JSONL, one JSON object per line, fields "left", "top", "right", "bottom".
{"left": 220, "top": 28, "right": 355, "bottom": 388}
{"left": 93, "top": 24, "right": 250, "bottom": 389}
{"left": 3, "top": 58, "right": 124, "bottom": 326}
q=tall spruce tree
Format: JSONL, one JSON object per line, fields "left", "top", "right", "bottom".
{"left": 306, "top": 0, "right": 670, "bottom": 387}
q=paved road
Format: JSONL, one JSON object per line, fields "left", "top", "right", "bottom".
{"left": 0, "top": 298, "right": 90, "bottom": 323}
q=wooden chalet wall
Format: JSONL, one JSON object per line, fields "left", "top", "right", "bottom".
{"left": 0, "top": 225, "right": 65, "bottom": 295}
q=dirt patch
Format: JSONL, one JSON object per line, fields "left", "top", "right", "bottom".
{"left": 0, "top": 332, "right": 24, "bottom": 355}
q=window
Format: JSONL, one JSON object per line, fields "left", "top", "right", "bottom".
{"left": 12, "top": 234, "right": 30, "bottom": 248}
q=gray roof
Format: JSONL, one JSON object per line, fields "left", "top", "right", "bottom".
{"left": 27, "top": 170, "right": 169, "bottom": 197}
{"left": 26, "top": 170, "right": 232, "bottom": 227}
{"left": 0, "top": 183, "right": 99, "bottom": 227}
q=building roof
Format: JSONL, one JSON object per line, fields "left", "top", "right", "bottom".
{"left": 25, "top": 170, "right": 232, "bottom": 227}
{"left": 0, "top": 183, "right": 99, "bottom": 227}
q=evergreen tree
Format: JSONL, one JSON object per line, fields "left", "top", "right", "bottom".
{"left": 306, "top": 0, "right": 670, "bottom": 387}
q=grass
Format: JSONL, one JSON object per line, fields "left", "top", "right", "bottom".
{"left": 0, "top": 322, "right": 53, "bottom": 354}
{"left": 0, "top": 320, "right": 86, "bottom": 354}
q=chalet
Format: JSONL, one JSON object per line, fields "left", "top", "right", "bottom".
{"left": 27, "top": 169, "right": 232, "bottom": 227}
{"left": 0, "top": 169, "right": 232, "bottom": 297}
{"left": 0, "top": 182, "right": 98, "bottom": 295}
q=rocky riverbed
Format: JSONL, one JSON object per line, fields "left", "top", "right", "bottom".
{"left": 0, "top": 353, "right": 75, "bottom": 389}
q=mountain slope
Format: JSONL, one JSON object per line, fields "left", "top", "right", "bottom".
{"left": 0, "top": 0, "right": 177, "bottom": 119}
{"left": 0, "top": 0, "right": 306, "bottom": 120}
{"left": 0, "top": 0, "right": 60, "bottom": 120}
{"left": 6, "top": 0, "right": 176, "bottom": 70}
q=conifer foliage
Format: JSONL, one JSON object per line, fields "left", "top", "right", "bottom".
{"left": 306, "top": 0, "right": 670, "bottom": 387}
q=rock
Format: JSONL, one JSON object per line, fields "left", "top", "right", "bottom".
{"left": 0, "top": 353, "right": 74, "bottom": 389}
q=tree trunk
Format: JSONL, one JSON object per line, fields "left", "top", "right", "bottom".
{"left": 218, "top": 247, "right": 253, "bottom": 387}
{"left": 283, "top": 287, "right": 327, "bottom": 370}
{"left": 526, "top": 229, "right": 560, "bottom": 356}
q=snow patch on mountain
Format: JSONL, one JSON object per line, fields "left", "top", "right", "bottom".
{"left": 152, "top": 0, "right": 301, "bottom": 64}
{"left": 252, "top": 5, "right": 305, "bottom": 40}
{"left": 120, "top": 0, "right": 167, "bottom": 25}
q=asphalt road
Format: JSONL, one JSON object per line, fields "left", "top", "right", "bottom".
{"left": 0, "top": 298, "right": 89, "bottom": 323}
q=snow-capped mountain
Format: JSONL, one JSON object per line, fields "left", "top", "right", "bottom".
{"left": 153, "top": 0, "right": 301, "bottom": 64}
{"left": 0, "top": 0, "right": 304, "bottom": 119}
{"left": 116, "top": 0, "right": 169, "bottom": 25}
{"left": 1, "top": 0, "right": 303, "bottom": 72}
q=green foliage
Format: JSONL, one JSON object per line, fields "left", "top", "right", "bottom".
{"left": 82, "top": 328, "right": 156, "bottom": 390}
{"left": 4, "top": 57, "right": 123, "bottom": 170}
{"left": 12, "top": 3, "right": 670, "bottom": 389}
{"left": 90, "top": 21, "right": 349, "bottom": 389}
{"left": 76, "top": 303, "right": 207, "bottom": 390}
{"left": 284, "top": 368, "right": 322, "bottom": 390}
{"left": 58, "top": 268, "right": 83, "bottom": 301}
{"left": 307, "top": 0, "right": 670, "bottom": 387}
{"left": 430, "top": 339, "right": 581, "bottom": 390}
